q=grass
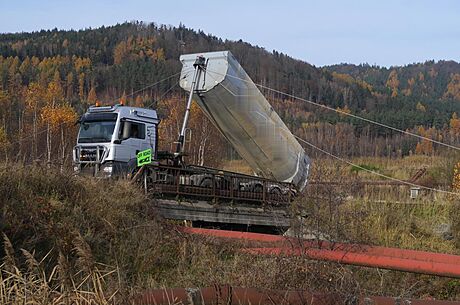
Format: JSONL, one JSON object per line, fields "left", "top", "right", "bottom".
{"left": 1, "top": 234, "right": 120, "bottom": 305}
{"left": 1, "top": 158, "right": 460, "bottom": 302}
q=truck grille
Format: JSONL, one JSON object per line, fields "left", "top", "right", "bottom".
{"left": 76, "top": 146, "right": 106, "bottom": 163}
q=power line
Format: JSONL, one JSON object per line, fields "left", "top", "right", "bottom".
{"left": 197, "top": 68, "right": 458, "bottom": 195}
{"left": 294, "top": 135, "right": 459, "bottom": 196}
{"left": 7, "top": 70, "right": 186, "bottom": 146}
{"left": 117, "top": 70, "right": 186, "bottom": 101}
{"left": 144, "top": 81, "right": 179, "bottom": 109}
{"left": 203, "top": 68, "right": 460, "bottom": 152}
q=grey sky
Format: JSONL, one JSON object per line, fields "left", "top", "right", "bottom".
{"left": 1, "top": 0, "right": 459, "bottom": 67}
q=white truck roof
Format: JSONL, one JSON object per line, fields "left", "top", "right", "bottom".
{"left": 86, "top": 105, "right": 159, "bottom": 124}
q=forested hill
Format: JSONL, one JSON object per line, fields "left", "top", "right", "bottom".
{"left": 2, "top": 21, "right": 459, "bottom": 128}
{"left": 326, "top": 60, "right": 460, "bottom": 105}
{"left": 1, "top": 21, "right": 460, "bottom": 161}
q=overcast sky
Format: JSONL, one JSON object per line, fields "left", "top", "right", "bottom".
{"left": 1, "top": 0, "right": 459, "bottom": 67}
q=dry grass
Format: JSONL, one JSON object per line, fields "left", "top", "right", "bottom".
{"left": 1, "top": 160, "right": 460, "bottom": 302}
{"left": 1, "top": 234, "right": 120, "bottom": 305}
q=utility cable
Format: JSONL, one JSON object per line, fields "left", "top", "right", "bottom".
{"left": 294, "top": 134, "right": 459, "bottom": 196}
{"left": 200, "top": 67, "right": 459, "bottom": 195}
{"left": 7, "top": 70, "right": 186, "bottom": 146}
{"left": 203, "top": 68, "right": 460, "bottom": 152}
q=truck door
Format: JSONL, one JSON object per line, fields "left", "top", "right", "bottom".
{"left": 143, "top": 124, "right": 157, "bottom": 156}
{"left": 117, "top": 120, "right": 146, "bottom": 162}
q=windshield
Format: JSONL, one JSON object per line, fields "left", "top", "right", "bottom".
{"left": 78, "top": 120, "right": 116, "bottom": 143}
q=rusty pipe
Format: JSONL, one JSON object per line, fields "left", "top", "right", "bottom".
{"left": 133, "top": 285, "right": 460, "bottom": 305}
{"left": 243, "top": 247, "right": 460, "bottom": 278}
{"left": 181, "top": 227, "right": 460, "bottom": 265}
{"left": 181, "top": 227, "right": 460, "bottom": 278}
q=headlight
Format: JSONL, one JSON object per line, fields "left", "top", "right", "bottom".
{"left": 102, "top": 165, "right": 113, "bottom": 173}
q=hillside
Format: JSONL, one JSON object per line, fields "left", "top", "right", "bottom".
{"left": 1, "top": 21, "right": 460, "bottom": 165}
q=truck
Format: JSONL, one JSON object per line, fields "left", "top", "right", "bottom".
{"left": 73, "top": 51, "right": 310, "bottom": 232}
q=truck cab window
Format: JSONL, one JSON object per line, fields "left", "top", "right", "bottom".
{"left": 119, "top": 121, "right": 145, "bottom": 140}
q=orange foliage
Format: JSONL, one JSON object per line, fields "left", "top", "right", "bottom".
{"left": 450, "top": 113, "right": 460, "bottom": 136}
{"left": 444, "top": 73, "right": 460, "bottom": 100}
{"left": 414, "top": 126, "right": 434, "bottom": 155}
{"left": 113, "top": 36, "right": 165, "bottom": 65}
{"left": 40, "top": 104, "right": 77, "bottom": 130}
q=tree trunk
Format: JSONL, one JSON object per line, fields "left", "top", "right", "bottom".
{"left": 46, "top": 122, "right": 51, "bottom": 167}
{"left": 60, "top": 124, "right": 65, "bottom": 172}
{"left": 33, "top": 108, "right": 37, "bottom": 160}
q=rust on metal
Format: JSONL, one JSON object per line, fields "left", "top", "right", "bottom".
{"left": 133, "top": 285, "right": 460, "bottom": 305}
{"left": 181, "top": 227, "right": 460, "bottom": 278}
{"left": 244, "top": 247, "right": 460, "bottom": 278}
{"left": 143, "top": 163, "right": 295, "bottom": 206}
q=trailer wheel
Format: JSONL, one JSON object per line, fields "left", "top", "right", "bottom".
{"left": 253, "top": 184, "right": 263, "bottom": 193}
{"left": 200, "top": 177, "right": 213, "bottom": 188}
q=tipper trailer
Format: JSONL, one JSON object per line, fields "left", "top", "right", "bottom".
{"left": 73, "top": 51, "right": 310, "bottom": 231}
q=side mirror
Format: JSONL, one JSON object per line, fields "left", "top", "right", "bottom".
{"left": 113, "top": 139, "right": 122, "bottom": 144}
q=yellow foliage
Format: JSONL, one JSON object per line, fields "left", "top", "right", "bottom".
{"left": 46, "top": 74, "right": 64, "bottom": 105}
{"left": 88, "top": 87, "right": 97, "bottom": 103}
{"left": 407, "top": 77, "right": 416, "bottom": 87}
{"left": 78, "top": 73, "right": 85, "bottom": 100}
{"left": 356, "top": 80, "right": 373, "bottom": 91}
{"left": 414, "top": 126, "right": 434, "bottom": 155}
{"left": 113, "top": 36, "right": 163, "bottom": 65}
{"left": 332, "top": 72, "right": 354, "bottom": 85}
{"left": 386, "top": 70, "right": 399, "bottom": 97}
{"left": 0, "top": 126, "right": 9, "bottom": 149}
{"left": 73, "top": 56, "right": 91, "bottom": 73}
{"left": 40, "top": 104, "right": 77, "bottom": 129}
{"left": 418, "top": 72, "right": 425, "bottom": 82}
{"left": 25, "top": 82, "right": 45, "bottom": 110}
{"left": 332, "top": 72, "right": 373, "bottom": 92}
{"left": 336, "top": 105, "right": 351, "bottom": 116}
{"left": 450, "top": 112, "right": 460, "bottom": 136}
{"left": 453, "top": 162, "right": 460, "bottom": 191}
{"left": 0, "top": 90, "right": 9, "bottom": 106}
{"left": 444, "top": 74, "right": 460, "bottom": 100}
{"left": 416, "top": 102, "right": 426, "bottom": 112}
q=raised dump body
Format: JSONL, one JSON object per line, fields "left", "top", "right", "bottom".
{"left": 179, "top": 51, "right": 310, "bottom": 191}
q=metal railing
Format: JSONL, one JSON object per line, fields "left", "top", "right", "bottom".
{"left": 142, "top": 164, "right": 295, "bottom": 206}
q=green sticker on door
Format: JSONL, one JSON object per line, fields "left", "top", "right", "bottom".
{"left": 137, "top": 149, "right": 152, "bottom": 167}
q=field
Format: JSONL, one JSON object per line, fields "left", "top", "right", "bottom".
{"left": 1, "top": 155, "right": 460, "bottom": 304}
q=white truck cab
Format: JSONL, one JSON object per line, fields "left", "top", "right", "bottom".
{"left": 73, "top": 104, "right": 159, "bottom": 176}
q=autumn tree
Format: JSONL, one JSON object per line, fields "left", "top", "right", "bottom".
{"left": 414, "top": 126, "right": 434, "bottom": 155}
{"left": 42, "top": 71, "right": 65, "bottom": 165}
{"left": 0, "top": 127, "right": 9, "bottom": 162}
{"left": 386, "top": 70, "right": 399, "bottom": 98}
{"left": 444, "top": 73, "right": 460, "bottom": 100}
{"left": 88, "top": 86, "right": 98, "bottom": 104}
{"left": 158, "top": 97, "right": 225, "bottom": 167}
{"left": 40, "top": 104, "right": 77, "bottom": 168}
{"left": 25, "top": 82, "right": 46, "bottom": 158}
